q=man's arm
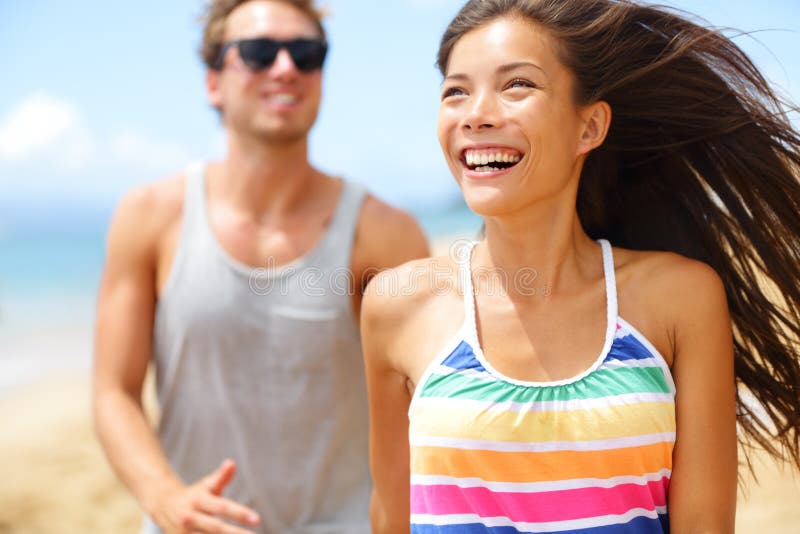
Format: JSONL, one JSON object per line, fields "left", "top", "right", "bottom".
{"left": 93, "top": 184, "right": 260, "bottom": 534}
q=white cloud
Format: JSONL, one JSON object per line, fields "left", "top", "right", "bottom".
{"left": 0, "top": 92, "right": 95, "bottom": 169}
{"left": 0, "top": 92, "right": 201, "bottom": 196}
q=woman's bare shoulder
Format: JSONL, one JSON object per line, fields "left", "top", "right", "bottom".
{"left": 362, "top": 254, "right": 464, "bottom": 378}
{"left": 612, "top": 246, "right": 728, "bottom": 365}
{"left": 363, "top": 254, "right": 461, "bottom": 324}
{"left": 613, "top": 246, "right": 724, "bottom": 299}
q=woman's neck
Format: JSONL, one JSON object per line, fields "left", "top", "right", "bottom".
{"left": 479, "top": 205, "right": 600, "bottom": 298}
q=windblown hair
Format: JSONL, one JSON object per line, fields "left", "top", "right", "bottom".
{"left": 199, "top": 0, "right": 327, "bottom": 70}
{"left": 439, "top": 0, "right": 800, "bottom": 470}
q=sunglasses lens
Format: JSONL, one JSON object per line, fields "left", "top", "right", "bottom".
{"left": 286, "top": 39, "right": 328, "bottom": 72}
{"left": 237, "top": 39, "right": 280, "bottom": 70}
{"left": 228, "top": 38, "right": 327, "bottom": 72}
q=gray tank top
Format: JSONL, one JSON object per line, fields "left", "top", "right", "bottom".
{"left": 143, "top": 163, "right": 370, "bottom": 534}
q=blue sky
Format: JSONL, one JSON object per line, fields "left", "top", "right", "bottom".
{"left": 1, "top": 0, "right": 798, "bottom": 231}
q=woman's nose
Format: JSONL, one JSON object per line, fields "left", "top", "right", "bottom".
{"left": 462, "top": 92, "right": 501, "bottom": 131}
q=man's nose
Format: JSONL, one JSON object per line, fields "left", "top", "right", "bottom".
{"left": 269, "top": 47, "right": 301, "bottom": 77}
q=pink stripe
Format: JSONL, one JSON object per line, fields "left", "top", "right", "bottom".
{"left": 411, "top": 478, "right": 669, "bottom": 523}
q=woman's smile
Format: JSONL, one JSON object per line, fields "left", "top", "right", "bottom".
{"left": 461, "top": 146, "right": 525, "bottom": 178}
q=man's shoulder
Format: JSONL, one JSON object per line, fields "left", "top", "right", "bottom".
{"left": 106, "top": 172, "right": 187, "bottom": 258}
{"left": 358, "top": 193, "right": 419, "bottom": 231}
{"left": 113, "top": 173, "right": 186, "bottom": 232}
{"left": 352, "top": 192, "right": 430, "bottom": 273}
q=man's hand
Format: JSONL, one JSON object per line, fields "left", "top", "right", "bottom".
{"left": 152, "top": 459, "right": 261, "bottom": 534}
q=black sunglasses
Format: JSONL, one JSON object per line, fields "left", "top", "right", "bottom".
{"left": 215, "top": 38, "right": 328, "bottom": 73}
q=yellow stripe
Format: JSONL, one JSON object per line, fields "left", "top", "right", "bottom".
{"left": 410, "top": 442, "right": 673, "bottom": 482}
{"left": 410, "top": 401, "right": 675, "bottom": 443}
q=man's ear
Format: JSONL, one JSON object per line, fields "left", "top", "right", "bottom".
{"left": 576, "top": 100, "right": 611, "bottom": 156}
{"left": 206, "top": 69, "right": 223, "bottom": 110}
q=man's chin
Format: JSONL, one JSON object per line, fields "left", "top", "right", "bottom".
{"left": 257, "top": 128, "right": 309, "bottom": 145}
{"left": 223, "top": 113, "right": 315, "bottom": 145}
{"left": 237, "top": 122, "right": 311, "bottom": 145}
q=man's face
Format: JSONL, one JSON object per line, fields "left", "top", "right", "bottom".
{"left": 208, "top": 0, "right": 324, "bottom": 144}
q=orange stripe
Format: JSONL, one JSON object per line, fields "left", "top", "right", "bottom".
{"left": 410, "top": 442, "right": 673, "bottom": 482}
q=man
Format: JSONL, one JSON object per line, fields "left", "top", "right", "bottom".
{"left": 92, "top": 1, "right": 429, "bottom": 533}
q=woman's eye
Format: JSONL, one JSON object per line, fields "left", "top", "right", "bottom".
{"left": 507, "top": 79, "right": 535, "bottom": 89}
{"left": 442, "top": 87, "right": 466, "bottom": 99}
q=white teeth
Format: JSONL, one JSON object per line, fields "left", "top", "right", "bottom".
{"left": 464, "top": 150, "right": 522, "bottom": 166}
{"left": 475, "top": 165, "right": 501, "bottom": 172}
{"left": 464, "top": 150, "right": 523, "bottom": 169}
{"left": 272, "top": 93, "right": 297, "bottom": 104}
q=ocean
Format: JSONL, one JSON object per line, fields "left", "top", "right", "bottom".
{"left": 0, "top": 201, "right": 482, "bottom": 395}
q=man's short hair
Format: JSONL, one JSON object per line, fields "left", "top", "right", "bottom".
{"left": 199, "top": 0, "right": 327, "bottom": 70}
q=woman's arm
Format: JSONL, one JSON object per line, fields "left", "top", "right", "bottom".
{"left": 361, "top": 270, "right": 416, "bottom": 534}
{"left": 665, "top": 259, "right": 737, "bottom": 532}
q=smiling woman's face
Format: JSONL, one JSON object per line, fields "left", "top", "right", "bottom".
{"left": 437, "top": 15, "right": 590, "bottom": 218}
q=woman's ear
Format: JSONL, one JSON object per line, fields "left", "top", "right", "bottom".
{"left": 576, "top": 100, "right": 612, "bottom": 156}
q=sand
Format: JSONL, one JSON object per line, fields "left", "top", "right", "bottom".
{"left": 0, "top": 375, "right": 141, "bottom": 534}
{"left": 0, "top": 373, "right": 798, "bottom": 533}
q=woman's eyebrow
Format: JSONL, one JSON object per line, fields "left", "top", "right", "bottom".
{"left": 444, "top": 62, "right": 547, "bottom": 83}
{"left": 497, "top": 61, "right": 547, "bottom": 78}
{"left": 443, "top": 73, "right": 469, "bottom": 83}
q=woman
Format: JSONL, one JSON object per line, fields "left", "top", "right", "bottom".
{"left": 362, "top": 0, "right": 800, "bottom": 532}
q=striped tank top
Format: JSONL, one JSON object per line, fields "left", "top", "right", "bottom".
{"left": 408, "top": 240, "right": 676, "bottom": 533}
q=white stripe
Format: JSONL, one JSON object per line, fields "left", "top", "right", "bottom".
{"left": 601, "top": 358, "right": 662, "bottom": 370}
{"left": 434, "top": 365, "right": 492, "bottom": 378}
{"left": 438, "top": 359, "right": 665, "bottom": 381}
{"left": 411, "top": 507, "right": 666, "bottom": 532}
{"left": 618, "top": 317, "right": 677, "bottom": 395}
{"left": 410, "top": 432, "right": 676, "bottom": 453}
{"left": 452, "top": 367, "right": 497, "bottom": 381}
{"left": 456, "top": 240, "right": 618, "bottom": 389}
{"left": 434, "top": 364, "right": 458, "bottom": 375}
{"left": 431, "top": 365, "right": 499, "bottom": 382}
{"left": 412, "top": 391, "right": 674, "bottom": 414}
{"left": 410, "top": 469, "right": 672, "bottom": 493}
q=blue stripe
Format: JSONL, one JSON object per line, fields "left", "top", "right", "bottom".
{"left": 411, "top": 513, "right": 668, "bottom": 534}
{"left": 606, "top": 334, "right": 656, "bottom": 362}
{"left": 441, "top": 341, "right": 486, "bottom": 372}
{"left": 442, "top": 332, "right": 657, "bottom": 369}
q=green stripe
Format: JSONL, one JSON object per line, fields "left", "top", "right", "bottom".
{"left": 420, "top": 366, "right": 671, "bottom": 403}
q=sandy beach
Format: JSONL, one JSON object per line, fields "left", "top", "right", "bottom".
{"left": 0, "top": 371, "right": 798, "bottom": 533}
{"left": 1, "top": 238, "right": 798, "bottom": 533}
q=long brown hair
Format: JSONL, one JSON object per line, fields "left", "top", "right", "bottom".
{"left": 438, "top": 0, "right": 800, "bottom": 470}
